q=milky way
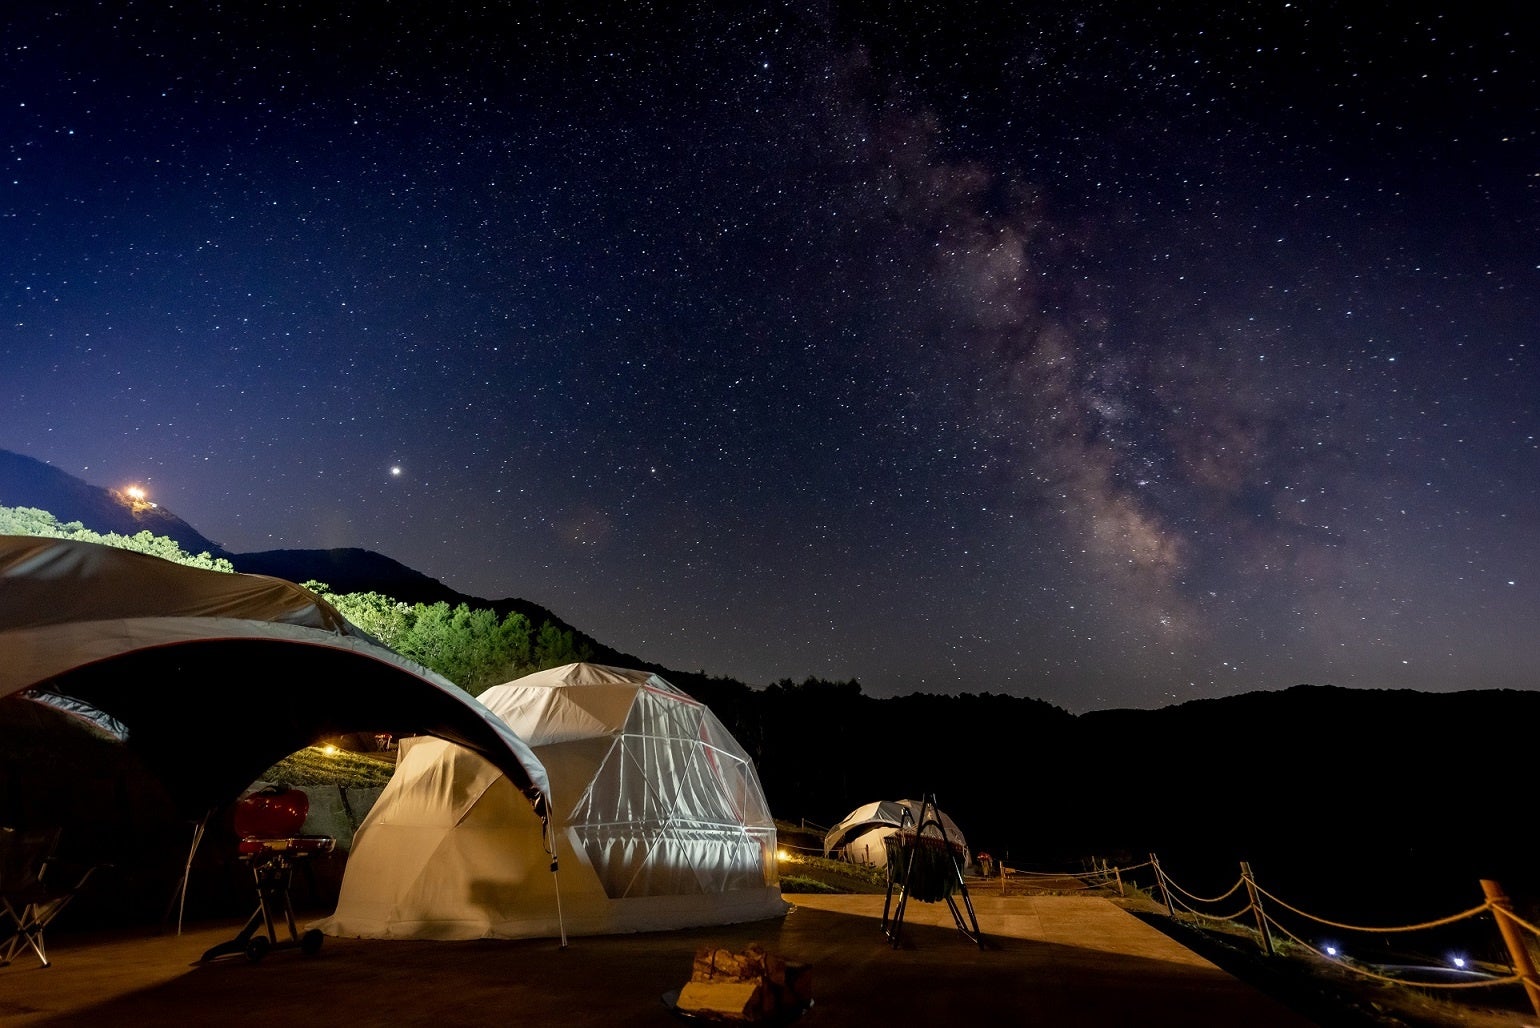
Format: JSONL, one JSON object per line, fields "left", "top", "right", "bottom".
{"left": 4, "top": 3, "right": 1536, "bottom": 710}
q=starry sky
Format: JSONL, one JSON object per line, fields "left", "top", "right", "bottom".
{"left": 4, "top": 3, "right": 1537, "bottom": 711}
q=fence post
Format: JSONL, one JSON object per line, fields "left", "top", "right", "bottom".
{"left": 1150, "top": 853, "right": 1174, "bottom": 917}
{"left": 1113, "top": 865, "right": 1125, "bottom": 897}
{"left": 999, "top": 857, "right": 1005, "bottom": 896}
{"left": 1482, "top": 879, "right": 1540, "bottom": 1019}
{"left": 1240, "top": 862, "right": 1274, "bottom": 956}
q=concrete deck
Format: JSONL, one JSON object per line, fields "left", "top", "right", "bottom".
{"left": 2, "top": 893, "right": 1317, "bottom": 1026}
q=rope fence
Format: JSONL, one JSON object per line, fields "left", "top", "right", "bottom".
{"left": 776, "top": 840, "right": 829, "bottom": 855}
{"left": 1118, "top": 855, "right": 1540, "bottom": 1015}
{"left": 1160, "top": 872, "right": 1246, "bottom": 907}
{"left": 796, "top": 816, "right": 1540, "bottom": 1017}
{"left": 853, "top": 839, "right": 1540, "bottom": 1015}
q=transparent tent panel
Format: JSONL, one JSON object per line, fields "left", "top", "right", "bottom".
{"left": 564, "top": 691, "right": 777, "bottom": 899}
{"left": 572, "top": 821, "right": 779, "bottom": 898}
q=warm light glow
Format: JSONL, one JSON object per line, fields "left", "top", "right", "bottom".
{"left": 321, "top": 744, "right": 339, "bottom": 756}
{"left": 777, "top": 849, "right": 788, "bottom": 862}
{"left": 121, "top": 484, "right": 158, "bottom": 509}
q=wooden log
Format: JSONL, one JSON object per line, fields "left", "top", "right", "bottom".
{"left": 680, "top": 943, "right": 812, "bottom": 1020}
{"left": 675, "top": 979, "right": 766, "bottom": 1021}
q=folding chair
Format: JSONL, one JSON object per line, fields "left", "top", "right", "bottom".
{"left": 1, "top": 827, "right": 102, "bottom": 968}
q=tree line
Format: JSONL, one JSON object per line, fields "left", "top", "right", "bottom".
{"left": 0, "top": 504, "right": 234, "bottom": 571}
{"left": 303, "top": 585, "right": 592, "bottom": 695}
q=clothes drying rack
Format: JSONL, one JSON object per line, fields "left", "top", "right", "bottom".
{"left": 880, "top": 794, "right": 983, "bottom": 949}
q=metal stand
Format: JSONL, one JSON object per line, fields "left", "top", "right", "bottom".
{"left": 880, "top": 795, "right": 983, "bottom": 949}
{"left": 199, "top": 837, "right": 333, "bottom": 963}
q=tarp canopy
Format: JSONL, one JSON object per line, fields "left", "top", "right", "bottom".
{"left": 320, "top": 662, "right": 787, "bottom": 940}
{"left": 0, "top": 535, "right": 550, "bottom": 817}
{"left": 823, "top": 799, "right": 970, "bottom": 869}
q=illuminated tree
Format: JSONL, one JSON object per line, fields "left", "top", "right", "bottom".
{"left": 313, "top": 587, "right": 416, "bottom": 649}
{"left": 0, "top": 504, "right": 233, "bottom": 572}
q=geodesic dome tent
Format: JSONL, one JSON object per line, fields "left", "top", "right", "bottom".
{"left": 319, "top": 662, "right": 787, "bottom": 940}
{"left": 823, "top": 799, "right": 971, "bottom": 870}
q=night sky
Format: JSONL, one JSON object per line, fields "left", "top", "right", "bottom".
{"left": 5, "top": 3, "right": 1537, "bottom": 711}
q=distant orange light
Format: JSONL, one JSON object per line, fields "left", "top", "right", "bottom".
{"left": 125, "top": 485, "right": 147, "bottom": 501}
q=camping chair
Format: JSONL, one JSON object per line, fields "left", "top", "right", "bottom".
{"left": 879, "top": 795, "right": 984, "bottom": 949}
{"left": 2, "top": 827, "right": 103, "bottom": 968}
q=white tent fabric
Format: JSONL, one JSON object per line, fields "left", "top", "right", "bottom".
{"left": 823, "top": 799, "right": 971, "bottom": 869}
{"left": 0, "top": 534, "right": 551, "bottom": 814}
{"left": 319, "top": 662, "right": 787, "bottom": 940}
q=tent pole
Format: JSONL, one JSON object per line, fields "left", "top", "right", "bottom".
{"left": 543, "top": 814, "right": 568, "bottom": 949}
{"left": 177, "top": 812, "right": 210, "bottom": 936}
{"left": 552, "top": 863, "right": 567, "bottom": 949}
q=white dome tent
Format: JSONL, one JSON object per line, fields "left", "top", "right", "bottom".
{"left": 822, "top": 799, "right": 971, "bottom": 870}
{"left": 319, "top": 662, "right": 787, "bottom": 941}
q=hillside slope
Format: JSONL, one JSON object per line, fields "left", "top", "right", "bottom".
{"left": 0, "top": 449, "right": 225, "bottom": 556}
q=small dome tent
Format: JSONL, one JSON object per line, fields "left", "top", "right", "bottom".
{"left": 319, "top": 662, "right": 787, "bottom": 940}
{"left": 823, "top": 799, "right": 970, "bottom": 870}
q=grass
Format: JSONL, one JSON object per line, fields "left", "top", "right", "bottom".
{"left": 779, "top": 875, "right": 843, "bottom": 893}
{"left": 775, "top": 851, "right": 888, "bottom": 894}
{"left": 771, "top": 819, "right": 888, "bottom": 895}
{"left": 257, "top": 744, "right": 398, "bottom": 787}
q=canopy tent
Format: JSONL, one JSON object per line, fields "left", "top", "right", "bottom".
{"left": 823, "top": 799, "right": 970, "bottom": 869}
{"left": 0, "top": 535, "right": 550, "bottom": 818}
{"left": 319, "top": 662, "right": 787, "bottom": 941}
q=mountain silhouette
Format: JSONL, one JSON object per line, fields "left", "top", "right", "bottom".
{"left": 0, "top": 447, "right": 608, "bottom": 657}
{"left": 231, "top": 545, "right": 589, "bottom": 646}
{"left": 0, "top": 449, "right": 225, "bottom": 557}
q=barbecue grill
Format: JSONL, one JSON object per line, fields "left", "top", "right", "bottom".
{"left": 199, "top": 787, "right": 334, "bottom": 963}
